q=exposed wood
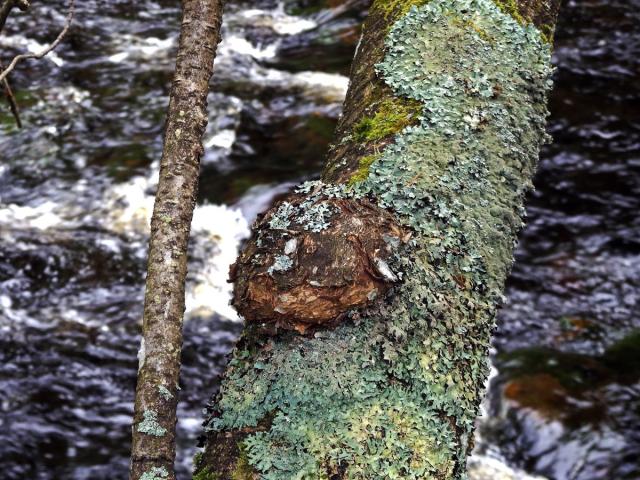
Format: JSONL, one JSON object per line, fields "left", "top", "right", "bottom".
{"left": 231, "top": 193, "right": 407, "bottom": 334}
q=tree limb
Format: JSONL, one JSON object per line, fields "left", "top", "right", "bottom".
{"left": 129, "top": 1, "right": 226, "bottom": 479}
{"left": 0, "top": 0, "right": 30, "bottom": 34}
{"left": 0, "top": 0, "right": 74, "bottom": 83}
{"left": 197, "top": 0, "right": 562, "bottom": 478}
{"left": 2, "top": 74, "right": 22, "bottom": 127}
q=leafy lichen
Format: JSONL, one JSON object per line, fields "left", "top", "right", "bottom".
{"left": 139, "top": 466, "right": 169, "bottom": 480}
{"left": 158, "top": 384, "right": 173, "bottom": 401}
{"left": 208, "top": 0, "right": 552, "bottom": 478}
{"left": 137, "top": 409, "right": 167, "bottom": 437}
{"left": 267, "top": 255, "right": 294, "bottom": 276}
{"left": 266, "top": 195, "right": 337, "bottom": 234}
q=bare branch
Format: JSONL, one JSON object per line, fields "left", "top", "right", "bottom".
{"left": 0, "top": 0, "right": 74, "bottom": 83}
{"left": 1, "top": 73, "right": 22, "bottom": 128}
{"left": 0, "top": 0, "right": 30, "bottom": 34}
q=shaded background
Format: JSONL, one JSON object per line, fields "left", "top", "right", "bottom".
{"left": 0, "top": 0, "right": 638, "bottom": 478}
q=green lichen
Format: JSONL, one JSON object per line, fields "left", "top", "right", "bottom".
{"left": 140, "top": 466, "right": 169, "bottom": 480}
{"left": 209, "top": 0, "right": 552, "bottom": 478}
{"left": 353, "top": 98, "right": 421, "bottom": 143}
{"left": 448, "top": 14, "right": 495, "bottom": 43}
{"left": 137, "top": 409, "right": 167, "bottom": 437}
{"left": 158, "top": 385, "right": 173, "bottom": 401}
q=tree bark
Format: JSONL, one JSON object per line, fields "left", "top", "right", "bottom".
{"left": 197, "top": 0, "right": 561, "bottom": 478}
{"left": 129, "top": 1, "right": 224, "bottom": 480}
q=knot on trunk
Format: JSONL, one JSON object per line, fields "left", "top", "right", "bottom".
{"left": 230, "top": 192, "right": 407, "bottom": 333}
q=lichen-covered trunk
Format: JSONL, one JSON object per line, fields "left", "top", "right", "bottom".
{"left": 129, "top": 1, "right": 225, "bottom": 480}
{"left": 197, "top": 0, "right": 560, "bottom": 478}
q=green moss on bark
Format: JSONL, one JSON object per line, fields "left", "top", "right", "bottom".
{"left": 492, "top": 0, "right": 525, "bottom": 24}
{"left": 231, "top": 445, "right": 256, "bottom": 480}
{"left": 353, "top": 98, "right": 421, "bottom": 143}
{"left": 371, "top": 0, "right": 430, "bottom": 22}
{"left": 347, "top": 154, "right": 380, "bottom": 186}
{"left": 193, "top": 467, "right": 220, "bottom": 480}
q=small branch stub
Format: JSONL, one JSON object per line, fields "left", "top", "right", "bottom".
{"left": 230, "top": 192, "right": 408, "bottom": 334}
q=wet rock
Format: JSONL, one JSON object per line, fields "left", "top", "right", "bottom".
{"left": 482, "top": 337, "right": 640, "bottom": 479}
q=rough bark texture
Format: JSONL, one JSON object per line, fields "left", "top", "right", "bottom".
{"left": 231, "top": 192, "right": 408, "bottom": 334}
{"left": 323, "top": 0, "right": 561, "bottom": 185}
{"left": 129, "top": 1, "right": 225, "bottom": 479}
{"left": 197, "top": 0, "right": 561, "bottom": 478}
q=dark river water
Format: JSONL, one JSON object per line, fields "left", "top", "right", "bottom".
{"left": 0, "top": 0, "right": 638, "bottom": 479}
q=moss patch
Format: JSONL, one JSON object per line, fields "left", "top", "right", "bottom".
{"left": 347, "top": 154, "right": 380, "bottom": 185}
{"left": 492, "top": 0, "right": 525, "bottom": 24}
{"left": 371, "top": 0, "right": 430, "bottom": 22}
{"left": 193, "top": 466, "right": 219, "bottom": 480}
{"left": 353, "top": 98, "right": 421, "bottom": 143}
{"left": 232, "top": 445, "right": 256, "bottom": 480}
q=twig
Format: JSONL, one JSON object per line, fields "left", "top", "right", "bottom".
{"left": 0, "top": 1, "right": 29, "bottom": 128}
{"left": 1, "top": 72, "right": 22, "bottom": 128}
{"left": 0, "top": 0, "right": 74, "bottom": 83}
{"left": 0, "top": 0, "right": 30, "bottom": 34}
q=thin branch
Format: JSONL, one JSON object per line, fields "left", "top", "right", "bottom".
{"left": 0, "top": 0, "right": 30, "bottom": 34}
{"left": 0, "top": 0, "right": 74, "bottom": 83}
{"left": 2, "top": 74, "right": 22, "bottom": 128}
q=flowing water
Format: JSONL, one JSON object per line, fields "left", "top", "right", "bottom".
{"left": 0, "top": 0, "right": 638, "bottom": 479}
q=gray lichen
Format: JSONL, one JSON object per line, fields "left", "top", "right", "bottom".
{"left": 268, "top": 202, "right": 296, "bottom": 230}
{"left": 208, "top": 0, "right": 553, "bottom": 478}
{"left": 158, "top": 385, "right": 173, "bottom": 401}
{"left": 297, "top": 201, "right": 336, "bottom": 233}
{"left": 262, "top": 181, "right": 352, "bottom": 239}
{"left": 139, "top": 466, "right": 169, "bottom": 480}
{"left": 268, "top": 255, "right": 294, "bottom": 276}
{"left": 137, "top": 409, "right": 167, "bottom": 437}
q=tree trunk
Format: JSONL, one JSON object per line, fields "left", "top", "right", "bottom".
{"left": 197, "top": 0, "right": 561, "bottom": 478}
{"left": 129, "top": 1, "right": 225, "bottom": 480}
